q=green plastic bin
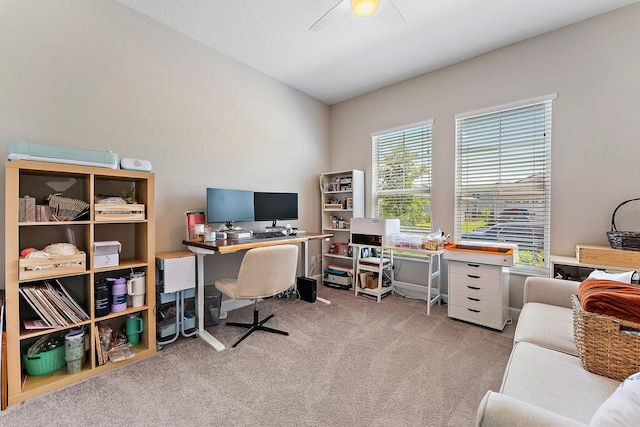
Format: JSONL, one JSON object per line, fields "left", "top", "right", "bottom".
{"left": 21, "top": 345, "right": 66, "bottom": 376}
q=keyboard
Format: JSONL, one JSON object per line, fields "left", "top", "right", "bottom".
{"left": 252, "top": 230, "right": 287, "bottom": 239}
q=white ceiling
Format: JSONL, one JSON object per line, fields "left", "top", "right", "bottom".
{"left": 116, "top": 0, "right": 639, "bottom": 105}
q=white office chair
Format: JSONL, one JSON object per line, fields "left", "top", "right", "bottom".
{"left": 214, "top": 244, "right": 299, "bottom": 348}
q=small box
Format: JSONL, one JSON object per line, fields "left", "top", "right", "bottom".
{"left": 366, "top": 274, "right": 379, "bottom": 289}
{"left": 93, "top": 241, "right": 121, "bottom": 268}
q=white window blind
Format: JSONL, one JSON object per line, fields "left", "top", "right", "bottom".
{"left": 372, "top": 121, "right": 433, "bottom": 232}
{"left": 454, "top": 95, "right": 554, "bottom": 270}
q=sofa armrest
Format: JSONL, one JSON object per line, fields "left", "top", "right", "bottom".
{"left": 476, "top": 391, "right": 587, "bottom": 427}
{"left": 523, "top": 277, "right": 579, "bottom": 308}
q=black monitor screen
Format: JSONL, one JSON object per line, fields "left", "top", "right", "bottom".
{"left": 206, "top": 188, "right": 255, "bottom": 226}
{"left": 254, "top": 192, "right": 298, "bottom": 226}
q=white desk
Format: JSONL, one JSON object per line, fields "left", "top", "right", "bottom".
{"left": 184, "top": 233, "right": 331, "bottom": 351}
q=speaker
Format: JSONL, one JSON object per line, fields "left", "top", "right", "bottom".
{"left": 297, "top": 276, "right": 317, "bottom": 303}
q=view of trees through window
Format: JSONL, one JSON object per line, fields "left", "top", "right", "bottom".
{"left": 372, "top": 122, "right": 432, "bottom": 232}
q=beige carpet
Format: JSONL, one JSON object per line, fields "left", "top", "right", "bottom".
{"left": 0, "top": 286, "right": 515, "bottom": 426}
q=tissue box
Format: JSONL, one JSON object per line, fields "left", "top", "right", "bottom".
{"left": 94, "top": 241, "right": 121, "bottom": 268}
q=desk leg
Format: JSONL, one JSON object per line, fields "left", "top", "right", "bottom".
{"left": 195, "top": 253, "right": 225, "bottom": 351}
{"left": 427, "top": 255, "right": 434, "bottom": 316}
{"left": 301, "top": 240, "right": 331, "bottom": 305}
{"left": 425, "top": 253, "right": 442, "bottom": 316}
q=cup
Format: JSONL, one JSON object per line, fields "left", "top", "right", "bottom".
{"left": 126, "top": 272, "right": 146, "bottom": 308}
{"left": 65, "top": 329, "right": 85, "bottom": 374}
{"left": 126, "top": 315, "right": 144, "bottom": 345}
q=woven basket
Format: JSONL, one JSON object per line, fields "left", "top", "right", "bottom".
{"left": 572, "top": 295, "right": 640, "bottom": 381}
{"left": 606, "top": 197, "right": 640, "bottom": 251}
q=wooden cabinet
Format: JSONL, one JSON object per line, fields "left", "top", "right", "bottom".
{"left": 4, "top": 160, "right": 155, "bottom": 406}
{"left": 447, "top": 261, "right": 509, "bottom": 330}
{"left": 319, "top": 170, "right": 364, "bottom": 284}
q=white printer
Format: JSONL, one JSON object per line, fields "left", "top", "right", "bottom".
{"left": 350, "top": 218, "right": 400, "bottom": 246}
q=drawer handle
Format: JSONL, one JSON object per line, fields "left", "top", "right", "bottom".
{"left": 467, "top": 274, "right": 480, "bottom": 279}
{"left": 467, "top": 263, "right": 481, "bottom": 268}
{"left": 467, "top": 297, "right": 480, "bottom": 302}
{"left": 467, "top": 286, "right": 481, "bottom": 290}
{"left": 467, "top": 308, "right": 480, "bottom": 313}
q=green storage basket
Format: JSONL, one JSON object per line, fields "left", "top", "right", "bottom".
{"left": 21, "top": 345, "right": 66, "bottom": 376}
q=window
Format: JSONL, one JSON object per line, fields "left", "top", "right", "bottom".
{"left": 454, "top": 94, "right": 555, "bottom": 270}
{"left": 372, "top": 120, "right": 432, "bottom": 232}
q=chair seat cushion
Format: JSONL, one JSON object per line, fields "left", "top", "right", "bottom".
{"left": 215, "top": 278, "right": 239, "bottom": 299}
{"left": 514, "top": 302, "right": 578, "bottom": 356}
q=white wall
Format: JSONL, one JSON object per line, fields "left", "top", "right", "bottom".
{"left": 330, "top": 3, "right": 640, "bottom": 308}
{"left": 0, "top": 0, "right": 330, "bottom": 287}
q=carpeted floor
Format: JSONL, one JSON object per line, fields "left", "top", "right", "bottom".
{"left": 1, "top": 285, "right": 515, "bottom": 426}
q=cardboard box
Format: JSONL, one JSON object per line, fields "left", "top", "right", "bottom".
{"left": 94, "top": 241, "right": 121, "bottom": 268}
{"left": 359, "top": 272, "right": 378, "bottom": 289}
{"left": 366, "top": 274, "right": 379, "bottom": 289}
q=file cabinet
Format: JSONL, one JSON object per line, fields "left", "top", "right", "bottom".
{"left": 447, "top": 260, "right": 509, "bottom": 330}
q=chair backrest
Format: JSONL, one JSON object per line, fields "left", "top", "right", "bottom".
{"left": 234, "top": 244, "right": 299, "bottom": 299}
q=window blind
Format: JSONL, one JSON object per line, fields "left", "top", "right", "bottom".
{"left": 372, "top": 120, "right": 433, "bottom": 232}
{"left": 454, "top": 95, "right": 554, "bottom": 270}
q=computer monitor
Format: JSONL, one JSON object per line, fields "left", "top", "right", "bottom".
{"left": 254, "top": 192, "right": 298, "bottom": 228}
{"left": 206, "top": 188, "right": 255, "bottom": 228}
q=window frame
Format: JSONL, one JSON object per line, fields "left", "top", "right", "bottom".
{"left": 454, "top": 94, "right": 556, "bottom": 272}
{"left": 371, "top": 119, "right": 433, "bottom": 234}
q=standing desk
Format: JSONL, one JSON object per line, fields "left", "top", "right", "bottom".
{"left": 183, "top": 232, "right": 331, "bottom": 351}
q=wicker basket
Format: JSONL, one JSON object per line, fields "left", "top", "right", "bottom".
{"left": 606, "top": 197, "right": 640, "bottom": 251}
{"left": 572, "top": 295, "right": 640, "bottom": 381}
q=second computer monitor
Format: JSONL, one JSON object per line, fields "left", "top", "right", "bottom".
{"left": 254, "top": 192, "right": 298, "bottom": 228}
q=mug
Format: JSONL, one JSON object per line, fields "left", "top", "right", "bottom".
{"left": 127, "top": 273, "right": 146, "bottom": 308}
{"left": 125, "top": 316, "right": 144, "bottom": 345}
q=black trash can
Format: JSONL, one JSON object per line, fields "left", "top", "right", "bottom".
{"left": 204, "top": 286, "right": 222, "bottom": 327}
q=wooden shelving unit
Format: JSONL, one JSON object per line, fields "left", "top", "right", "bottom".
{"left": 319, "top": 170, "right": 364, "bottom": 285}
{"left": 4, "top": 160, "right": 156, "bottom": 406}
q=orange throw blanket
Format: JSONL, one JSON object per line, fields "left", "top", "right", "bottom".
{"left": 578, "top": 279, "right": 640, "bottom": 323}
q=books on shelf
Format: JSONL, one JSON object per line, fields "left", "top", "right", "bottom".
{"left": 19, "top": 279, "right": 89, "bottom": 329}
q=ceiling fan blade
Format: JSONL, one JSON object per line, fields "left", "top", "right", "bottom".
{"left": 376, "top": 0, "right": 407, "bottom": 30}
{"left": 310, "top": 0, "right": 352, "bottom": 32}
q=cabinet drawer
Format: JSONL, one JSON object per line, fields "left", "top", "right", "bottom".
{"left": 448, "top": 261, "right": 501, "bottom": 279}
{"left": 449, "top": 292, "right": 502, "bottom": 315}
{"left": 449, "top": 271, "right": 501, "bottom": 292}
{"left": 449, "top": 282, "right": 502, "bottom": 303}
{"left": 448, "top": 304, "right": 503, "bottom": 330}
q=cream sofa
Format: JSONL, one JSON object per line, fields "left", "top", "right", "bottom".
{"left": 476, "top": 276, "right": 630, "bottom": 426}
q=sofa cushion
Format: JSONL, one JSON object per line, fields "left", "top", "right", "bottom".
{"left": 589, "top": 372, "right": 640, "bottom": 426}
{"left": 501, "top": 342, "right": 619, "bottom": 424}
{"left": 514, "top": 302, "right": 578, "bottom": 356}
